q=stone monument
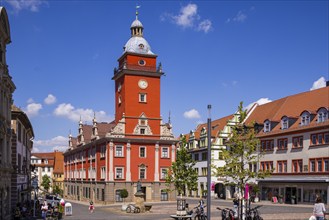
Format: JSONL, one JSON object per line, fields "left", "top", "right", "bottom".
{"left": 134, "top": 180, "right": 145, "bottom": 213}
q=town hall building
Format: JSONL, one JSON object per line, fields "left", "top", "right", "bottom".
{"left": 63, "top": 10, "right": 177, "bottom": 204}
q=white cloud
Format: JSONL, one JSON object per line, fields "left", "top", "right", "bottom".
{"left": 174, "top": 3, "right": 198, "bottom": 27}
{"left": 310, "top": 76, "right": 326, "bottom": 91}
{"left": 53, "top": 103, "right": 113, "bottom": 122}
{"left": 44, "top": 94, "right": 57, "bottom": 105}
{"left": 197, "top": 19, "right": 212, "bottom": 33}
{"left": 33, "top": 136, "right": 68, "bottom": 152}
{"left": 25, "top": 102, "right": 42, "bottom": 117}
{"left": 245, "top": 98, "right": 272, "bottom": 110}
{"left": 226, "top": 10, "right": 248, "bottom": 23}
{"left": 162, "top": 3, "right": 212, "bottom": 33}
{"left": 233, "top": 11, "right": 247, "bottom": 22}
{"left": 5, "top": 0, "right": 47, "bottom": 13}
{"left": 184, "top": 109, "right": 201, "bottom": 119}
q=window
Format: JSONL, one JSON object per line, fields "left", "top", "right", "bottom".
{"left": 261, "top": 140, "right": 274, "bottom": 151}
{"left": 301, "top": 112, "right": 310, "bottom": 126}
{"left": 194, "top": 153, "right": 199, "bottom": 161}
{"left": 161, "top": 147, "right": 169, "bottom": 158}
{"left": 292, "top": 160, "right": 303, "bottom": 173}
{"left": 277, "top": 161, "right": 287, "bottom": 173}
{"left": 101, "top": 167, "right": 106, "bottom": 179}
{"left": 292, "top": 136, "right": 303, "bottom": 148}
{"left": 311, "top": 132, "right": 329, "bottom": 146}
{"left": 202, "top": 152, "right": 207, "bottom": 161}
{"left": 115, "top": 167, "right": 124, "bottom": 179}
{"left": 324, "top": 159, "right": 329, "bottom": 172}
{"left": 309, "top": 158, "right": 329, "bottom": 172}
{"left": 161, "top": 190, "right": 168, "bottom": 201}
{"left": 139, "top": 167, "right": 146, "bottom": 179}
{"left": 277, "top": 138, "right": 288, "bottom": 150}
{"left": 160, "top": 168, "right": 168, "bottom": 179}
{"left": 115, "top": 145, "right": 124, "bottom": 157}
{"left": 260, "top": 161, "right": 273, "bottom": 171}
{"left": 139, "top": 93, "right": 147, "bottom": 103}
{"left": 281, "top": 117, "right": 289, "bottom": 130}
{"left": 264, "top": 120, "right": 271, "bottom": 132}
{"left": 201, "top": 167, "right": 207, "bottom": 176}
{"left": 318, "top": 108, "right": 328, "bottom": 123}
{"left": 139, "top": 146, "right": 146, "bottom": 158}
{"left": 140, "top": 128, "right": 145, "bottom": 134}
{"left": 115, "top": 190, "right": 124, "bottom": 202}
{"left": 100, "top": 145, "right": 106, "bottom": 158}
{"left": 310, "top": 160, "right": 315, "bottom": 172}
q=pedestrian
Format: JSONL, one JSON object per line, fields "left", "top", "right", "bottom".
{"left": 89, "top": 201, "right": 95, "bottom": 213}
{"left": 41, "top": 202, "right": 48, "bottom": 220}
{"left": 233, "top": 192, "right": 239, "bottom": 218}
{"left": 313, "top": 197, "right": 326, "bottom": 220}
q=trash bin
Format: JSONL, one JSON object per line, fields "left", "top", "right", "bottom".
{"left": 65, "top": 203, "right": 72, "bottom": 216}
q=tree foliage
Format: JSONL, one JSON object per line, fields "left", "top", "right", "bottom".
{"left": 166, "top": 136, "right": 198, "bottom": 196}
{"left": 41, "top": 174, "right": 51, "bottom": 192}
{"left": 214, "top": 102, "right": 273, "bottom": 196}
{"left": 52, "top": 184, "right": 63, "bottom": 197}
{"left": 120, "top": 188, "right": 129, "bottom": 204}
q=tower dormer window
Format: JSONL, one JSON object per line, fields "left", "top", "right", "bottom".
{"left": 264, "top": 120, "right": 271, "bottom": 132}
{"left": 139, "top": 93, "right": 147, "bottom": 103}
{"left": 301, "top": 111, "right": 310, "bottom": 126}
{"left": 317, "top": 108, "right": 328, "bottom": 123}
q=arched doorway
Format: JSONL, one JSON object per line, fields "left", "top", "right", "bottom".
{"left": 215, "top": 183, "right": 226, "bottom": 199}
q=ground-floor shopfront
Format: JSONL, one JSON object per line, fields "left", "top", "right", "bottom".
{"left": 64, "top": 180, "right": 176, "bottom": 204}
{"left": 258, "top": 178, "right": 329, "bottom": 204}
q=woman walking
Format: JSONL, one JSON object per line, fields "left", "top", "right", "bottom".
{"left": 313, "top": 197, "right": 326, "bottom": 220}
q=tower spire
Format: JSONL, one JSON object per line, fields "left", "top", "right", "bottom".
{"left": 136, "top": 5, "right": 140, "bottom": 20}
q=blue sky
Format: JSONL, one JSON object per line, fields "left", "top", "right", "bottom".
{"left": 2, "top": 0, "right": 328, "bottom": 153}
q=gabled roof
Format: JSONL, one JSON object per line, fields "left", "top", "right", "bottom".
{"left": 245, "top": 86, "right": 329, "bottom": 135}
{"left": 53, "top": 151, "right": 64, "bottom": 174}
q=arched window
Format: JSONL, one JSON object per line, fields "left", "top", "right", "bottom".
{"left": 115, "top": 189, "right": 123, "bottom": 202}
{"left": 317, "top": 108, "right": 328, "bottom": 123}
{"left": 264, "top": 120, "right": 271, "bottom": 132}
{"left": 281, "top": 116, "right": 289, "bottom": 130}
{"left": 161, "top": 189, "right": 168, "bottom": 201}
{"left": 300, "top": 111, "right": 310, "bottom": 126}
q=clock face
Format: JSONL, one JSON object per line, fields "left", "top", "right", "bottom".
{"left": 138, "top": 79, "right": 148, "bottom": 89}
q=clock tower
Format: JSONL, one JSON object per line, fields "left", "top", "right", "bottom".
{"left": 112, "top": 10, "right": 165, "bottom": 139}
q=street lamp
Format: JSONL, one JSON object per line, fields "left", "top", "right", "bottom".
{"left": 207, "top": 104, "right": 212, "bottom": 220}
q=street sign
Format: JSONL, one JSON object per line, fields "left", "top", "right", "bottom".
{"left": 32, "top": 179, "right": 38, "bottom": 188}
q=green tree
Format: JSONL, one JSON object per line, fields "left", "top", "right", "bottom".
{"left": 214, "top": 102, "right": 273, "bottom": 216}
{"left": 52, "top": 184, "right": 63, "bottom": 197}
{"left": 120, "top": 188, "right": 129, "bottom": 204}
{"left": 41, "top": 174, "right": 51, "bottom": 192}
{"left": 166, "top": 136, "right": 198, "bottom": 196}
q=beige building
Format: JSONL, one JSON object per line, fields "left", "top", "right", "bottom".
{"left": 11, "top": 105, "right": 34, "bottom": 208}
{"left": 245, "top": 84, "right": 329, "bottom": 204}
{"left": 0, "top": 6, "right": 16, "bottom": 220}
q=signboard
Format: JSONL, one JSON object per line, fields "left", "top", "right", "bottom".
{"left": 32, "top": 179, "right": 38, "bottom": 189}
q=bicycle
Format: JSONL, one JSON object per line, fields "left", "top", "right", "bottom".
{"left": 216, "top": 207, "right": 237, "bottom": 220}
{"left": 245, "top": 205, "right": 263, "bottom": 220}
{"left": 193, "top": 203, "right": 207, "bottom": 220}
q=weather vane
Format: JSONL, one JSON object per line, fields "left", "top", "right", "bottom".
{"left": 136, "top": 4, "right": 141, "bottom": 19}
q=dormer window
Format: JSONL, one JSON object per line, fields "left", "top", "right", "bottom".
{"left": 281, "top": 116, "right": 289, "bottom": 130}
{"left": 264, "top": 120, "right": 271, "bottom": 132}
{"left": 317, "top": 108, "right": 328, "bottom": 123}
{"left": 301, "top": 111, "right": 310, "bottom": 126}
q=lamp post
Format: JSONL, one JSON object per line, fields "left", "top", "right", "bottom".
{"left": 207, "top": 104, "right": 212, "bottom": 220}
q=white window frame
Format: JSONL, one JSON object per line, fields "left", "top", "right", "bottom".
{"left": 160, "top": 168, "right": 168, "bottom": 179}
{"left": 101, "top": 166, "right": 106, "bottom": 179}
{"left": 161, "top": 147, "right": 169, "bottom": 158}
{"left": 139, "top": 146, "right": 146, "bottom": 158}
{"left": 264, "top": 120, "right": 271, "bottom": 132}
{"left": 139, "top": 93, "right": 147, "bottom": 103}
{"left": 115, "top": 167, "right": 124, "bottom": 179}
{"left": 139, "top": 167, "right": 146, "bottom": 180}
{"left": 318, "top": 108, "right": 328, "bottom": 123}
{"left": 100, "top": 145, "right": 106, "bottom": 158}
{"left": 281, "top": 117, "right": 289, "bottom": 130}
{"left": 301, "top": 112, "right": 310, "bottom": 126}
{"left": 115, "top": 145, "right": 124, "bottom": 157}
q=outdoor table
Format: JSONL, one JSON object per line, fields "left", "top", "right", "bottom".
{"left": 170, "top": 214, "right": 193, "bottom": 220}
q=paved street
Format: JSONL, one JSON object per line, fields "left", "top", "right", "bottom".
{"left": 58, "top": 198, "right": 318, "bottom": 220}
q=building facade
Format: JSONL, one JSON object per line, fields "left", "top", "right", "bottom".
{"left": 244, "top": 85, "right": 329, "bottom": 204}
{"left": 11, "top": 105, "right": 34, "bottom": 209}
{"left": 0, "top": 7, "right": 16, "bottom": 220}
{"left": 31, "top": 152, "right": 56, "bottom": 194}
{"left": 52, "top": 151, "right": 64, "bottom": 196}
{"left": 63, "top": 11, "right": 177, "bottom": 204}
